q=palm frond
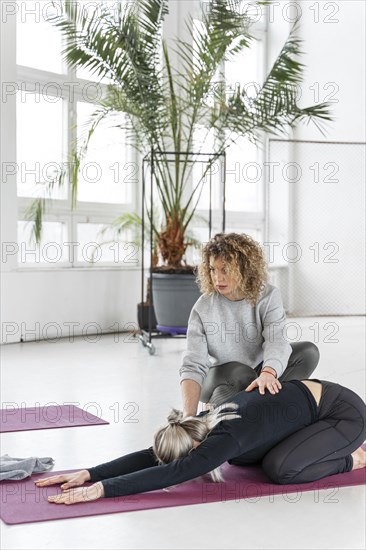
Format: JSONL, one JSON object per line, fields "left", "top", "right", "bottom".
{"left": 23, "top": 197, "right": 47, "bottom": 244}
{"left": 209, "top": 20, "right": 332, "bottom": 145}
{"left": 27, "top": 0, "right": 334, "bottom": 270}
{"left": 52, "top": 0, "right": 169, "bottom": 145}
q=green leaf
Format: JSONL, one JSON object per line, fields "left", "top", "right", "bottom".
{"left": 28, "top": 0, "right": 333, "bottom": 267}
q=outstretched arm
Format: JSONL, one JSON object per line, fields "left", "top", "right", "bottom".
{"left": 40, "top": 447, "right": 158, "bottom": 505}
{"left": 48, "top": 425, "right": 241, "bottom": 504}
{"left": 101, "top": 428, "right": 240, "bottom": 498}
{"left": 36, "top": 447, "right": 157, "bottom": 489}
{"left": 86, "top": 446, "right": 158, "bottom": 482}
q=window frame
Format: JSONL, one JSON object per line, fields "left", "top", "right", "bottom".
{"left": 192, "top": 1, "right": 267, "bottom": 239}
{"left": 15, "top": 1, "right": 139, "bottom": 271}
{"left": 13, "top": 0, "right": 267, "bottom": 270}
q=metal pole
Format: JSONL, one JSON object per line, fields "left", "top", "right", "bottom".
{"left": 141, "top": 159, "right": 146, "bottom": 311}
{"left": 149, "top": 147, "right": 154, "bottom": 343}
{"left": 222, "top": 151, "right": 226, "bottom": 232}
{"left": 209, "top": 158, "right": 212, "bottom": 239}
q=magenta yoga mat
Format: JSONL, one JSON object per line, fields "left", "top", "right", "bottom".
{"left": 0, "top": 405, "right": 109, "bottom": 433}
{"left": 1, "top": 447, "right": 365, "bottom": 525}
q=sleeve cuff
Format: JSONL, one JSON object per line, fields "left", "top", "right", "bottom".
{"left": 179, "top": 372, "right": 204, "bottom": 388}
{"left": 100, "top": 479, "right": 115, "bottom": 498}
{"left": 261, "top": 359, "right": 285, "bottom": 378}
{"left": 100, "top": 478, "right": 138, "bottom": 499}
{"left": 86, "top": 468, "right": 98, "bottom": 483}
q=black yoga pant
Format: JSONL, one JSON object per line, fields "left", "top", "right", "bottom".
{"left": 88, "top": 379, "right": 366, "bottom": 488}
{"left": 261, "top": 379, "right": 366, "bottom": 484}
{"left": 200, "top": 341, "right": 320, "bottom": 405}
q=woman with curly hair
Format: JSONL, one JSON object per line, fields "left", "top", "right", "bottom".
{"left": 179, "top": 232, "right": 320, "bottom": 418}
{"left": 38, "top": 379, "right": 366, "bottom": 504}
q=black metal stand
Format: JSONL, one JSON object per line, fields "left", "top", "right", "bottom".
{"left": 138, "top": 149, "right": 226, "bottom": 354}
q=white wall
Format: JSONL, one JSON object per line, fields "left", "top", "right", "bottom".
{"left": 1, "top": 0, "right": 365, "bottom": 345}
{"left": 266, "top": 0, "right": 365, "bottom": 315}
{"left": 0, "top": 268, "right": 141, "bottom": 344}
{"left": 0, "top": 2, "right": 145, "bottom": 345}
{"left": 296, "top": 0, "right": 365, "bottom": 143}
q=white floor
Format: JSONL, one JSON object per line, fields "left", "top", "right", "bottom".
{"left": 0, "top": 316, "right": 365, "bottom": 550}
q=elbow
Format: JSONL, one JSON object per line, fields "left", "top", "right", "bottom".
{"left": 179, "top": 368, "right": 205, "bottom": 388}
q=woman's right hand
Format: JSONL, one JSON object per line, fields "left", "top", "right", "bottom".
{"left": 34, "top": 470, "right": 91, "bottom": 490}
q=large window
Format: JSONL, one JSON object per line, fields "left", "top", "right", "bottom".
{"left": 224, "top": 36, "right": 264, "bottom": 214}
{"left": 191, "top": 2, "right": 266, "bottom": 248}
{"left": 15, "top": 0, "right": 266, "bottom": 269}
{"left": 16, "top": 0, "right": 136, "bottom": 268}
{"left": 76, "top": 102, "right": 132, "bottom": 205}
{"left": 16, "top": 91, "right": 66, "bottom": 200}
{"left": 16, "top": 0, "right": 63, "bottom": 73}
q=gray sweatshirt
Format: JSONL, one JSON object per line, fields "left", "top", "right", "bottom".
{"left": 179, "top": 283, "right": 292, "bottom": 386}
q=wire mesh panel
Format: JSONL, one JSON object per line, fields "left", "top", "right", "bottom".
{"left": 139, "top": 149, "right": 226, "bottom": 351}
{"left": 267, "top": 140, "right": 365, "bottom": 316}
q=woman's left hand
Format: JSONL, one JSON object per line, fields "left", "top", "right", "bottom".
{"left": 245, "top": 372, "right": 282, "bottom": 395}
{"left": 47, "top": 482, "right": 104, "bottom": 505}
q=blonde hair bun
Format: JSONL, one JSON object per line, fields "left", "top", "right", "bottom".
{"left": 167, "top": 408, "right": 183, "bottom": 424}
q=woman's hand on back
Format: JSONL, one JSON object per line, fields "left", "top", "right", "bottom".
{"left": 245, "top": 372, "right": 282, "bottom": 395}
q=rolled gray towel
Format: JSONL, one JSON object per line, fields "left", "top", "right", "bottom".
{"left": 0, "top": 454, "right": 55, "bottom": 481}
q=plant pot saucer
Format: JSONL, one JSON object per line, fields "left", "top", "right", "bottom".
{"left": 156, "top": 324, "right": 187, "bottom": 335}
{"left": 152, "top": 265, "right": 197, "bottom": 275}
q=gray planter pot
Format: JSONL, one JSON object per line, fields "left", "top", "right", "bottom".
{"left": 151, "top": 273, "right": 201, "bottom": 327}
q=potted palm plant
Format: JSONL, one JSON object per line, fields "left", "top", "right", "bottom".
{"left": 27, "top": 0, "right": 332, "bottom": 328}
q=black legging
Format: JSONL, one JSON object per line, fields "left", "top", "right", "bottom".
{"left": 200, "top": 341, "right": 320, "bottom": 405}
{"left": 87, "top": 379, "right": 366, "bottom": 490}
{"left": 261, "top": 379, "right": 366, "bottom": 484}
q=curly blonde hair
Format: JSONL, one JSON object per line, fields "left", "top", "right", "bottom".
{"left": 196, "top": 232, "right": 268, "bottom": 306}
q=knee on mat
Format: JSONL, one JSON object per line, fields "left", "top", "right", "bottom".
{"left": 262, "top": 454, "right": 297, "bottom": 485}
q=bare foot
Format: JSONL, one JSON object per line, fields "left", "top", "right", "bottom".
{"left": 351, "top": 447, "right": 366, "bottom": 470}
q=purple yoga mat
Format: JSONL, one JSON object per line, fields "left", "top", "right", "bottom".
{"left": 1, "top": 444, "right": 365, "bottom": 525}
{"left": 0, "top": 405, "right": 109, "bottom": 433}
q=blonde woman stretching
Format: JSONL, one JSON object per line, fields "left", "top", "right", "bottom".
{"left": 180, "top": 232, "right": 320, "bottom": 418}
{"left": 37, "top": 378, "right": 366, "bottom": 504}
